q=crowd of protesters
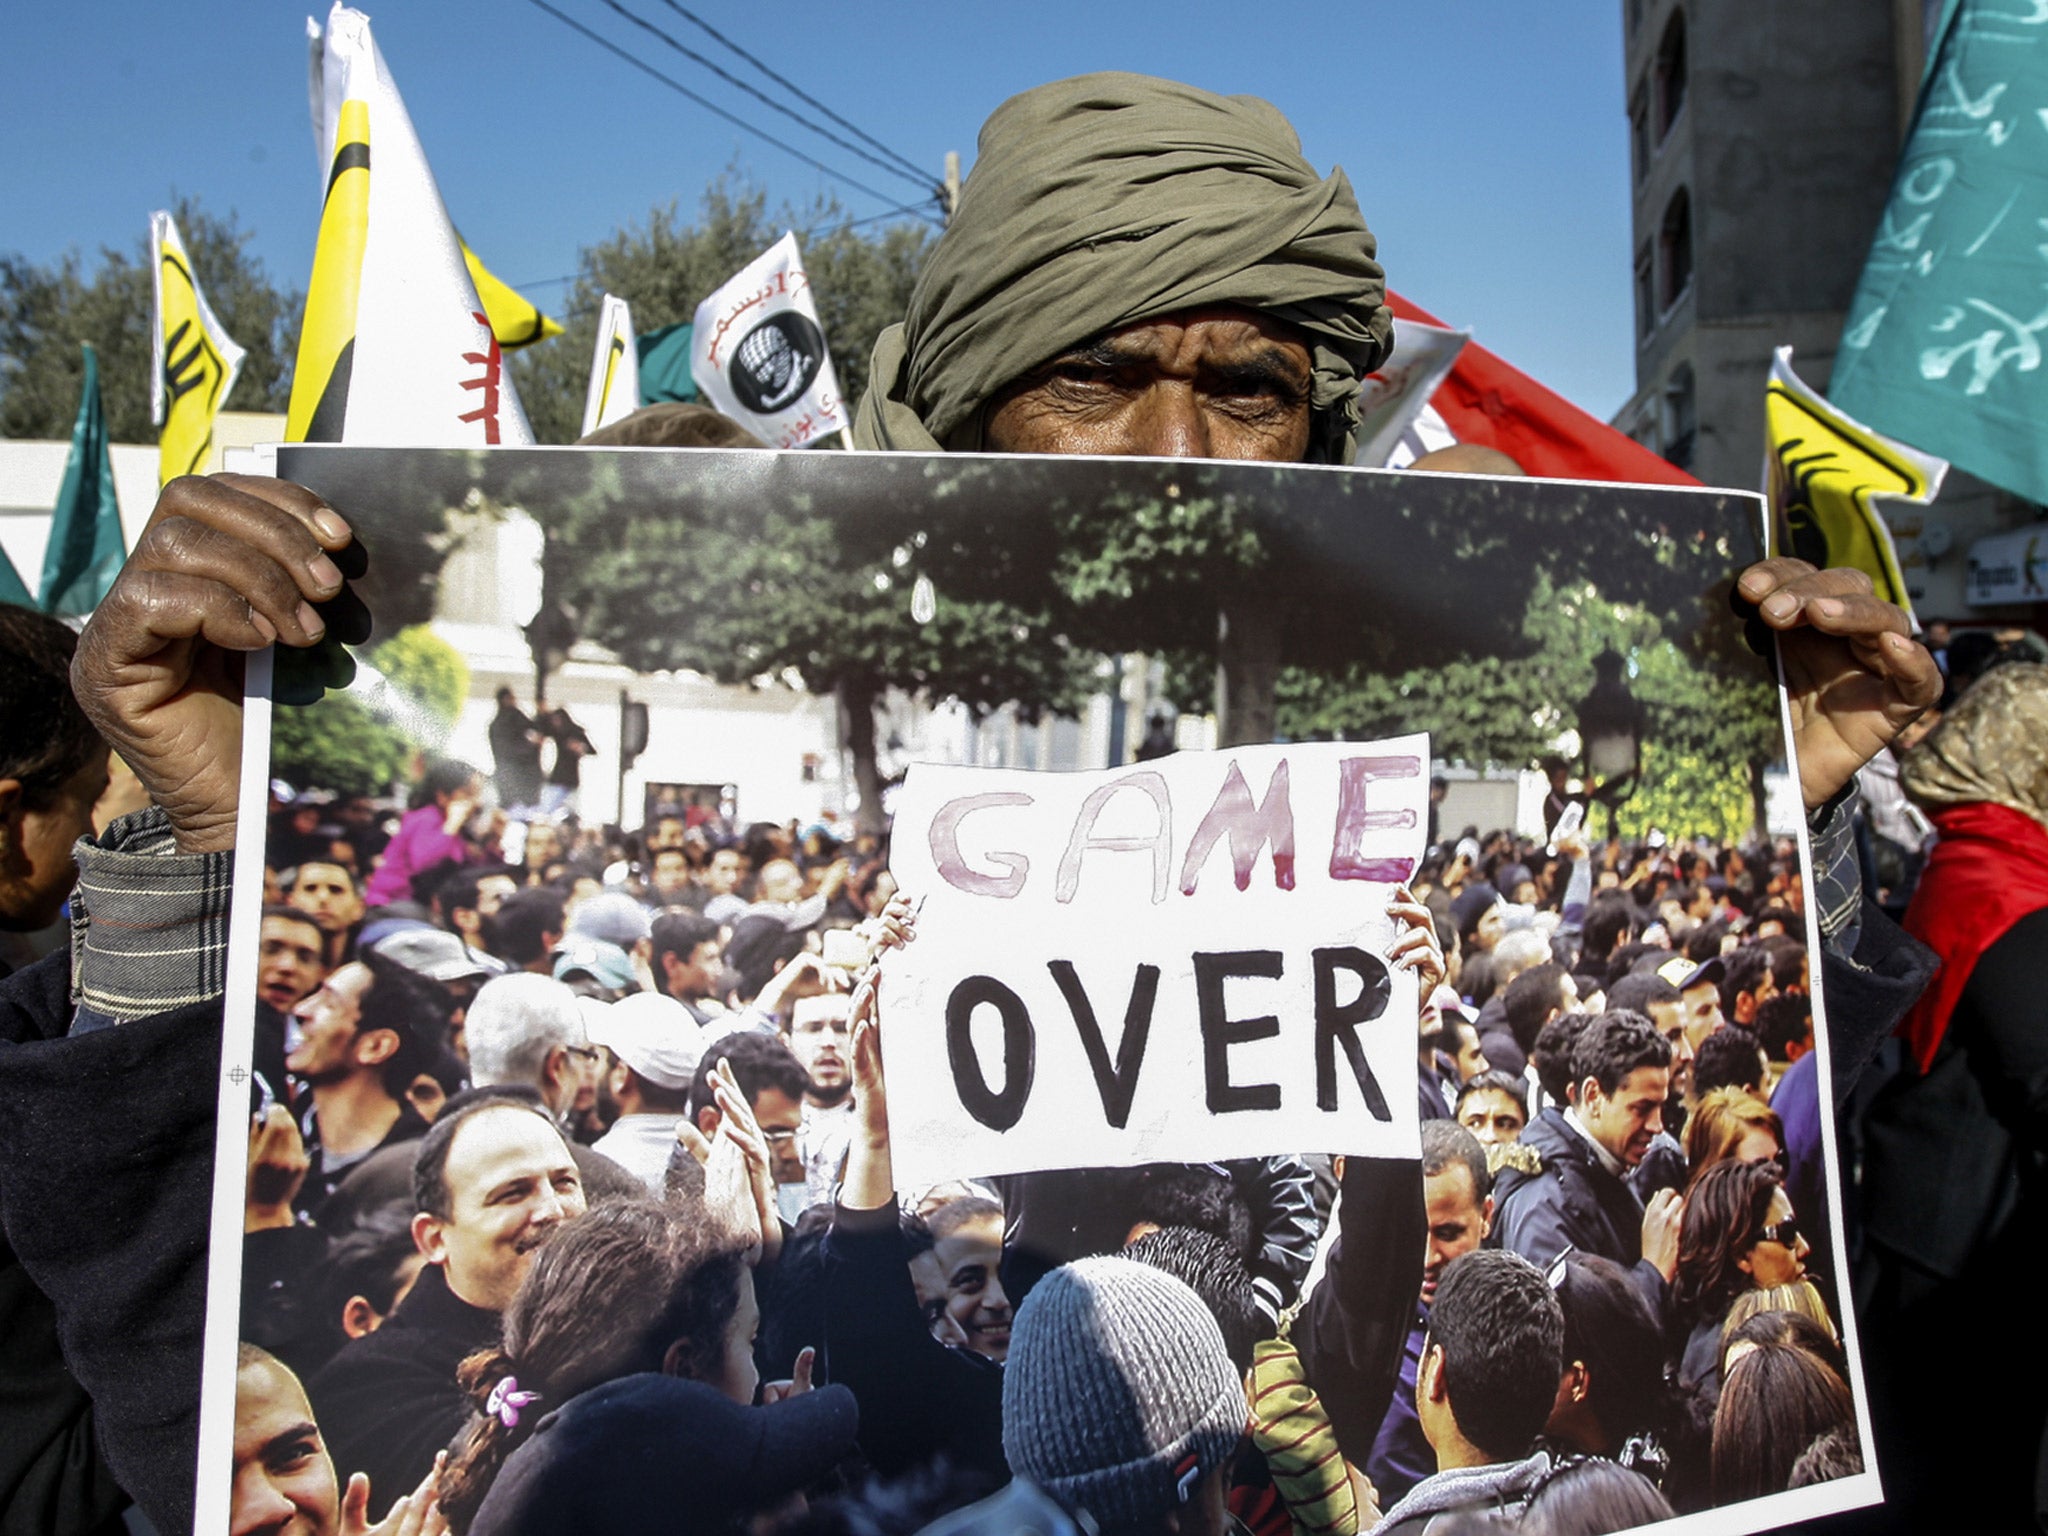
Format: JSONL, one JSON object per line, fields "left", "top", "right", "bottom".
{"left": 0, "top": 65, "right": 2020, "bottom": 1536}
{"left": 163, "top": 650, "right": 1889, "bottom": 1536}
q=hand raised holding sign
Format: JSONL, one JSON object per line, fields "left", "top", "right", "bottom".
{"left": 844, "top": 894, "right": 917, "bottom": 1212}
{"left": 1383, "top": 884, "right": 1445, "bottom": 1000}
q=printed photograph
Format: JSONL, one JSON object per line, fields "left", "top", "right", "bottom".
{"left": 193, "top": 440, "right": 1871, "bottom": 1536}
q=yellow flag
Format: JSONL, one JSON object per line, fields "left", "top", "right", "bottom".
{"left": 287, "top": 96, "right": 371, "bottom": 442}
{"left": 150, "top": 211, "right": 247, "bottom": 483}
{"left": 463, "top": 243, "right": 562, "bottom": 349}
{"left": 1764, "top": 348, "right": 1943, "bottom": 619}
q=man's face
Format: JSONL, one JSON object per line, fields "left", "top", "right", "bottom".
{"left": 1473, "top": 904, "right": 1506, "bottom": 953}
{"left": 1680, "top": 981, "right": 1724, "bottom": 1053}
{"left": 1420, "top": 1164, "right": 1491, "bottom": 1306}
{"left": 0, "top": 748, "right": 110, "bottom": 932}
{"left": 1451, "top": 1022, "right": 1489, "bottom": 1084}
{"left": 985, "top": 306, "right": 1315, "bottom": 462}
{"left": 287, "top": 863, "right": 361, "bottom": 936}
{"left": 1457, "top": 1086, "right": 1527, "bottom": 1148}
{"left": 1579, "top": 1065, "right": 1670, "bottom": 1168}
{"left": 705, "top": 848, "right": 745, "bottom": 896}
{"left": 475, "top": 874, "right": 517, "bottom": 918}
{"left": 258, "top": 915, "right": 326, "bottom": 1013}
{"left": 935, "top": 1211, "right": 1013, "bottom": 1362}
{"left": 788, "top": 994, "right": 853, "bottom": 1100}
{"left": 231, "top": 1357, "right": 339, "bottom": 1536}
{"left": 1647, "top": 998, "right": 1694, "bottom": 1098}
{"left": 285, "top": 964, "right": 376, "bottom": 1084}
{"left": 751, "top": 1086, "right": 808, "bottom": 1187}
{"left": 757, "top": 857, "right": 806, "bottom": 905}
{"left": 523, "top": 823, "right": 561, "bottom": 871}
{"left": 414, "top": 1106, "right": 587, "bottom": 1312}
{"left": 653, "top": 849, "right": 690, "bottom": 891}
{"left": 666, "top": 938, "right": 722, "bottom": 1000}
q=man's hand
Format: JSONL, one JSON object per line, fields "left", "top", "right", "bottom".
{"left": 245, "top": 1105, "right": 308, "bottom": 1232}
{"left": 1384, "top": 883, "right": 1446, "bottom": 999}
{"left": 761, "top": 1346, "right": 816, "bottom": 1404}
{"left": 1736, "top": 559, "right": 1941, "bottom": 811}
{"left": 1641, "top": 1187, "right": 1684, "bottom": 1285}
{"left": 343, "top": 1454, "right": 447, "bottom": 1536}
{"left": 71, "top": 475, "right": 360, "bottom": 854}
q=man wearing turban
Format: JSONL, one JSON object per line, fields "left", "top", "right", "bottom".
{"left": 854, "top": 69, "right": 1937, "bottom": 908}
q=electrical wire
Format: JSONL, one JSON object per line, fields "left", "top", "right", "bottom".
{"left": 653, "top": 0, "right": 934, "bottom": 187}
{"left": 524, "top": 0, "right": 915, "bottom": 209}
{"left": 591, "top": 0, "right": 940, "bottom": 198}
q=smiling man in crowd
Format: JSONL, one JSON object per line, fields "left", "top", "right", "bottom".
{"left": 306, "top": 1096, "right": 585, "bottom": 1521}
{"left": 1493, "top": 1012, "right": 1682, "bottom": 1317}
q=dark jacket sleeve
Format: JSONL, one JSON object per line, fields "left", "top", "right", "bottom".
{"left": 1295, "top": 1155, "right": 1424, "bottom": 1464}
{"left": 1225, "top": 1154, "right": 1323, "bottom": 1319}
{"left": 818, "top": 1199, "right": 1005, "bottom": 1482}
{"left": 0, "top": 954, "right": 216, "bottom": 1536}
{"left": 1821, "top": 898, "right": 1940, "bottom": 1107}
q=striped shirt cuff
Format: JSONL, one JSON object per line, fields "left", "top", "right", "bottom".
{"left": 68, "top": 806, "right": 235, "bottom": 1033}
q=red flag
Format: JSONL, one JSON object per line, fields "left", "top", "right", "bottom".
{"left": 1388, "top": 291, "right": 1698, "bottom": 487}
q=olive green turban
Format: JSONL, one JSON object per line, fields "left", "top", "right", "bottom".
{"left": 851, "top": 72, "right": 1394, "bottom": 463}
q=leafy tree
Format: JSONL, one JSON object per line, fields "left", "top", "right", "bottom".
{"left": 496, "top": 451, "right": 1095, "bottom": 830}
{"left": 271, "top": 625, "right": 470, "bottom": 799}
{"left": 510, "top": 179, "right": 930, "bottom": 444}
{"left": 1, "top": 197, "right": 298, "bottom": 441}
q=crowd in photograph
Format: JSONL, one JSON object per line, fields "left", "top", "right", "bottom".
{"left": 171, "top": 639, "right": 1926, "bottom": 1536}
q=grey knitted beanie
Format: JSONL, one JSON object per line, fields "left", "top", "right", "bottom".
{"left": 1002, "top": 1255, "right": 1248, "bottom": 1531}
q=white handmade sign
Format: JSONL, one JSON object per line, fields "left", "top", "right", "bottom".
{"left": 881, "top": 739, "right": 1429, "bottom": 1187}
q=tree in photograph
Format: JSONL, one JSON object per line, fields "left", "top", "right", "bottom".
{"left": 271, "top": 625, "right": 470, "bottom": 798}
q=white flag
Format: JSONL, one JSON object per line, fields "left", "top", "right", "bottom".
{"left": 690, "top": 233, "right": 844, "bottom": 449}
{"left": 1359, "top": 316, "right": 1468, "bottom": 469}
{"left": 150, "top": 210, "right": 248, "bottom": 483}
{"left": 581, "top": 294, "right": 641, "bottom": 438}
{"left": 295, "top": 4, "right": 532, "bottom": 446}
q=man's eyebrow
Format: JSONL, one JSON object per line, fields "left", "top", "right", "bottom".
{"left": 1201, "top": 352, "right": 1313, "bottom": 394}
{"left": 263, "top": 1422, "right": 322, "bottom": 1458}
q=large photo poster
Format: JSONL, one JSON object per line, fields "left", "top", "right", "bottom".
{"left": 198, "top": 444, "right": 1874, "bottom": 1534}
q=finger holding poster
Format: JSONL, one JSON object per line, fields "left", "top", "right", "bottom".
{"left": 882, "top": 742, "right": 1429, "bottom": 1189}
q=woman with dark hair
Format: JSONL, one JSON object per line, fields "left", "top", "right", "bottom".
{"left": 436, "top": 1201, "right": 852, "bottom": 1535}
{"left": 1671, "top": 1161, "right": 1811, "bottom": 1393}
{"left": 364, "top": 760, "right": 483, "bottom": 910}
{"left": 1711, "top": 1343, "right": 1854, "bottom": 1502}
{"left": 1718, "top": 1301, "right": 1847, "bottom": 1388}
{"left": 1541, "top": 1254, "right": 1701, "bottom": 1503}
{"left": 1521, "top": 1455, "right": 1675, "bottom": 1536}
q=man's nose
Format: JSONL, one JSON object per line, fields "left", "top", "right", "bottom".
{"left": 1126, "top": 383, "right": 1211, "bottom": 458}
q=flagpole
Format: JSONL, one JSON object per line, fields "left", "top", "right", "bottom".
{"left": 838, "top": 427, "right": 854, "bottom": 452}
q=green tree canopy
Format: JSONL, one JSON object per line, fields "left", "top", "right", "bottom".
{"left": 1, "top": 197, "right": 298, "bottom": 441}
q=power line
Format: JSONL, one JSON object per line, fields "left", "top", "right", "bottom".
{"left": 591, "top": 0, "right": 940, "bottom": 198}
{"left": 654, "top": 0, "right": 934, "bottom": 187}
{"left": 524, "top": 0, "right": 914, "bottom": 209}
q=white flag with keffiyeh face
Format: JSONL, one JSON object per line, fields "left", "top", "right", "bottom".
{"left": 690, "top": 233, "right": 845, "bottom": 449}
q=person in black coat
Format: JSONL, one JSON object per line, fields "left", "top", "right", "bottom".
{"left": 1493, "top": 1013, "right": 1683, "bottom": 1322}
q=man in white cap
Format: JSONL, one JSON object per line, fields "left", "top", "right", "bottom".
{"left": 587, "top": 992, "right": 709, "bottom": 1193}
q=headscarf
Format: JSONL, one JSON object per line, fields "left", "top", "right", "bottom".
{"left": 853, "top": 72, "right": 1393, "bottom": 464}
{"left": 1897, "top": 662, "right": 2048, "bottom": 1070}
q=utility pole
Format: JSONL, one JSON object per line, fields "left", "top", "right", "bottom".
{"left": 942, "top": 151, "right": 961, "bottom": 223}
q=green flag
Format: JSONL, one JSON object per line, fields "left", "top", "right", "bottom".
{"left": 0, "top": 547, "right": 32, "bottom": 607}
{"left": 636, "top": 321, "right": 699, "bottom": 405}
{"left": 40, "top": 343, "right": 126, "bottom": 616}
{"left": 1829, "top": 0, "right": 2048, "bottom": 506}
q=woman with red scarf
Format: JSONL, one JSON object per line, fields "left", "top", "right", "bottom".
{"left": 1857, "top": 660, "right": 2048, "bottom": 1531}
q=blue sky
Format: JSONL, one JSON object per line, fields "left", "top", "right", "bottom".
{"left": 4, "top": 1, "right": 1644, "bottom": 417}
